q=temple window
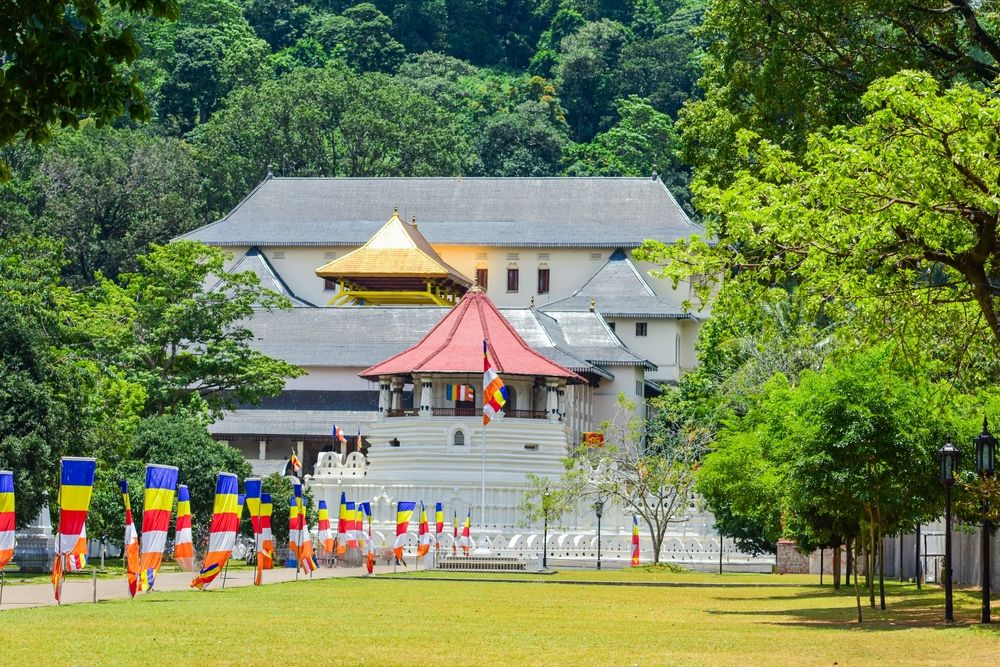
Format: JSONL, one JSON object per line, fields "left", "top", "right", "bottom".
{"left": 537, "top": 268, "right": 550, "bottom": 294}
{"left": 506, "top": 252, "right": 519, "bottom": 261}
{"left": 476, "top": 268, "right": 488, "bottom": 290}
{"left": 636, "top": 322, "right": 648, "bottom": 337}
{"left": 453, "top": 430, "right": 465, "bottom": 447}
{"left": 507, "top": 267, "right": 519, "bottom": 292}
{"left": 272, "top": 250, "right": 285, "bottom": 259}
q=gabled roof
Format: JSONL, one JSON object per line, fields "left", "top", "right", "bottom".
{"left": 208, "top": 247, "right": 314, "bottom": 306}
{"left": 175, "top": 176, "right": 698, "bottom": 248}
{"left": 539, "top": 249, "right": 692, "bottom": 319}
{"left": 315, "top": 210, "right": 471, "bottom": 285}
{"left": 359, "top": 289, "right": 585, "bottom": 382}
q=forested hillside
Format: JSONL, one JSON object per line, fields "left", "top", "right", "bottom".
{"left": 0, "top": 0, "right": 705, "bottom": 284}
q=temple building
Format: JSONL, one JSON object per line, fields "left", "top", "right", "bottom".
{"left": 177, "top": 175, "right": 730, "bottom": 551}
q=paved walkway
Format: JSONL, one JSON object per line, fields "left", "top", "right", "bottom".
{"left": 0, "top": 563, "right": 409, "bottom": 611}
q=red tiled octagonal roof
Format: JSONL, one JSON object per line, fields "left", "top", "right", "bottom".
{"left": 360, "top": 289, "right": 584, "bottom": 382}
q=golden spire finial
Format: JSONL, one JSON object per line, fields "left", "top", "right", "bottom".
{"left": 590, "top": 297, "right": 596, "bottom": 312}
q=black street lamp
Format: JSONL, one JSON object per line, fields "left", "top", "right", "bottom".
{"left": 595, "top": 500, "right": 604, "bottom": 571}
{"left": 939, "top": 436, "right": 959, "bottom": 622}
{"left": 542, "top": 490, "right": 550, "bottom": 570}
{"left": 975, "top": 416, "right": 997, "bottom": 624}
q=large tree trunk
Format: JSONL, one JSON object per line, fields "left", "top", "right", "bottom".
{"left": 868, "top": 514, "right": 877, "bottom": 608}
{"left": 833, "top": 545, "right": 842, "bottom": 590}
{"left": 853, "top": 537, "right": 863, "bottom": 624}
{"left": 877, "top": 510, "right": 886, "bottom": 610}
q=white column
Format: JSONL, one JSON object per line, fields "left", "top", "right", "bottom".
{"left": 546, "top": 380, "right": 559, "bottom": 422}
{"left": 297, "top": 440, "right": 305, "bottom": 469}
{"left": 419, "top": 378, "right": 433, "bottom": 418}
{"left": 378, "top": 376, "right": 391, "bottom": 417}
{"left": 557, "top": 382, "right": 566, "bottom": 422}
{"left": 391, "top": 377, "right": 404, "bottom": 411}
{"left": 258, "top": 439, "right": 267, "bottom": 461}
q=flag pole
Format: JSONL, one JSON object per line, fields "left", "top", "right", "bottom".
{"left": 0, "top": 569, "right": 5, "bottom": 608}
{"left": 480, "top": 423, "right": 487, "bottom": 531}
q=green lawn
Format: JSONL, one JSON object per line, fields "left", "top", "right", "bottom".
{"left": 3, "top": 573, "right": 1000, "bottom": 665}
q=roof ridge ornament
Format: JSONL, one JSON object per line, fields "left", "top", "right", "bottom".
{"left": 590, "top": 297, "right": 596, "bottom": 312}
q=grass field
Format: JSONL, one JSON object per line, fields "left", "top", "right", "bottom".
{"left": 3, "top": 571, "right": 1000, "bottom": 665}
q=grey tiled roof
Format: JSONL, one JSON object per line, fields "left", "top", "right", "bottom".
{"left": 177, "top": 177, "right": 698, "bottom": 248}
{"left": 207, "top": 247, "right": 315, "bottom": 306}
{"left": 241, "top": 305, "right": 650, "bottom": 374}
{"left": 539, "top": 249, "right": 692, "bottom": 319}
{"left": 210, "top": 409, "right": 376, "bottom": 437}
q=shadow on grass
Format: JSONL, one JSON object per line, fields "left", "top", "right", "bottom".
{"left": 707, "top": 586, "right": 1000, "bottom": 632}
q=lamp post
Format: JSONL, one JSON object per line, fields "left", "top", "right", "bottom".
{"left": 939, "top": 436, "right": 959, "bottom": 622}
{"left": 975, "top": 416, "right": 996, "bottom": 624}
{"left": 595, "top": 500, "right": 604, "bottom": 571}
{"left": 542, "top": 490, "right": 550, "bottom": 570}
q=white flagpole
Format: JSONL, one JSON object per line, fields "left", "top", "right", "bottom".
{"left": 480, "top": 423, "right": 487, "bottom": 531}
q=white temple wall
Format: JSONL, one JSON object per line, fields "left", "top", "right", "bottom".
{"left": 283, "top": 365, "right": 372, "bottom": 391}
{"left": 608, "top": 318, "right": 686, "bottom": 384}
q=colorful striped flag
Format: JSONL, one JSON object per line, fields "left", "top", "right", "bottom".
{"left": 138, "top": 464, "right": 178, "bottom": 592}
{"left": 290, "top": 449, "right": 302, "bottom": 475}
{"left": 288, "top": 496, "right": 301, "bottom": 565}
{"left": 64, "top": 527, "right": 89, "bottom": 572}
{"left": 631, "top": 516, "right": 640, "bottom": 567}
{"left": 346, "top": 500, "right": 358, "bottom": 549}
{"left": 452, "top": 511, "right": 458, "bottom": 557}
{"left": 299, "top": 507, "right": 318, "bottom": 575}
{"left": 256, "top": 492, "right": 275, "bottom": 585}
{"left": 393, "top": 501, "right": 415, "bottom": 563}
{"left": 356, "top": 429, "right": 363, "bottom": 451}
{"left": 0, "top": 471, "right": 15, "bottom": 571}
{"left": 417, "top": 501, "right": 431, "bottom": 558}
{"left": 52, "top": 457, "right": 96, "bottom": 601}
{"left": 363, "top": 503, "right": 374, "bottom": 575}
{"left": 191, "top": 473, "right": 240, "bottom": 590}
{"left": 445, "top": 384, "right": 475, "bottom": 401}
{"left": 173, "top": 485, "right": 194, "bottom": 571}
{"left": 120, "top": 480, "right": 140, "bottom": 597}
{"left": 460, "top": 510, "right": 472, "bottom": 557}
{"left": 318, "top": 500, "right": 333, "bottom": 554}
{"left": 336, "top": 491, "right": 349, "bottom": 555}
{"left": 331, "top": 424, "right": 347, "bottom": 444}
{"left": 483, "top": 340, "right": 509, "bottom": 425}
{"left": 434, "top": 502, "right": 444, "bottom": 554}
{"left": 245, "top": 478, "right": 263, "bottom": 585}
{"left": 354, "top": 505, "right": 366, "bottom": 550}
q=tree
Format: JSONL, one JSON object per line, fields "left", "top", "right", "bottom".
{"left": 563, "top": 96, "right": 688, "bottom": 207}
{"left": 338, "top": 3, "right": 407, "bottom": 73}
{"left": 640, "top": 72, "right": 1000, "bottom": 386}
{"left": 0, "top": 0, "right": 180, "bottom": 175}
{"left": 244, "top": 0, "right": 311, "bottom": 50}
{"left": 472, "top": 101, "right": 569, "bottom": 176}
{"left": 549, "top": 395, "right": 705, "bottom": 564}
{"left": 28, "top": 125, "right": 206, "bottom": 286}
{"left": 679, "top": 0, "right": 1000, "bottom": 184}
{"left": 0, "top": 235, "right": 144, "bottom": 528}
{"left": 69, "top": 241, "right": 303, "bottom": 417}
{"left": 158, "top": 28, "right": 227, "bottom": 131}
{"left": 555, "top": 19, "right": 630, "bottom": 141}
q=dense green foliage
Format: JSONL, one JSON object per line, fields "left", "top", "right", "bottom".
{"left": 2, "top": 0, "right": 708, "bottom": 240}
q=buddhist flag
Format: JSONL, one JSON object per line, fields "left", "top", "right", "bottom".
{"left": 356, "top": 429, "right": 363, "bottom": 451}
{"left": 245, "top": 478, "right": 263, "bottom": 585}
{"left": 0, "top": 472, "right": 15, "bottom": 570}
{"left": 256, "top": 492, "right": 275, "bottom": 585}
{"left": 173, "top": 485, "right": 195, "bottom": 571}
{"left": 337, "top": 491, "right": 349, "bottom": 555}
{"left": 290, "top": 449, "right": 302, "bottom": 475}
{"left": 52, "top": 457, "right": 96, "bottom": 601}
{"left": 434, "top": 502, "right": 444, "bottom": 554}
{"left": 120, "top": 480, "right": 140, "bottom": 597}
{"left": 346, "top": 500, "right": 358, "bottom": 549}
{"left": 318, "top": 500, "right": 333, "bottom": 554}
{"left": 483, "top": 340, "right": 509, "bottom": 425}
{"left": 138, "top": 464, "right": 178, "bottom": 592}
{"left": 393, "top": 501, "right": 415, "bottom": 562}
{"left": 299, "top": 508, "right": 318, "bottom": 575}
{"left": 191, "top": 472, "right": 240, "bottom": 590}
{"left": 460, "top": 510, "right": 472, "bottom": 557}
{"left": 417, "top": 501, "right": 431, "bottom": 558}
{"left": 332, "top": 424, "right": 347, "bottom": 444}
{"left": 631, "top": 516, "right": 640, "bottom": 567}
{"left": 288, "top": 496, "right": 301, "bottom": 564}
{"left": 446, "top": 384, "right": 475, "bottom": 401}
{"left": 362, "top": 502, "right": 374, "bottom": 574}
{"left": 65, "top": 527, "right": 89, "bottom": 572}
{"left": 452, "top": 511, "right": 458, "bottom": 557}
{"left": 354, "top": 506, "right": 366, "bottom": 550}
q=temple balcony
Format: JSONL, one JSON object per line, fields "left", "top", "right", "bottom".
{"left": 387, "top": 407, "right": 549, "bottom": 419}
